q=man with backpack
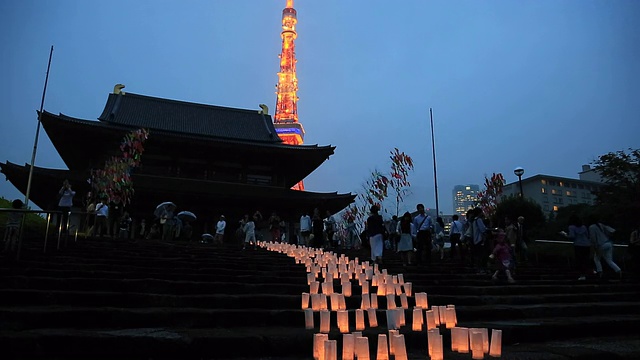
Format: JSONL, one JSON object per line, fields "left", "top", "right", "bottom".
{"left": 412, "top": 204, "right": 433, "bottom": 266}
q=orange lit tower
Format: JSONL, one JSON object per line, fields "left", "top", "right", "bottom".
{"left": 274, "top": 0, "right": 305, "bottom": 190}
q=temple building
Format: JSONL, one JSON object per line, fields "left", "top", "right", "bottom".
{"left": 0, "top": 87, "right": 355, "bottom": 226}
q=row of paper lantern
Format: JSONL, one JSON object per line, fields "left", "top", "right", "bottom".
{"left": 260, "top": 241, "right": 503, "bottom": 359}
{"left": 313, "top": 331, "right": 411, "bottom": 360}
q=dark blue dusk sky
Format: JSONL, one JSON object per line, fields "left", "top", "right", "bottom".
{"left": 1, "top": 1, "right": 639, "bottom": 215}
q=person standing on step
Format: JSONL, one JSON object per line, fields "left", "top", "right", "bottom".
{"left": 367, "top": 205, "right": 385, "bottom": 264}
{"left": 589, "top": 216, "right": 622, "bottom": 280}
{"left": 412, "top": 203, "right": 433, "bottom": 267}
{"left": 268, "top": 212, "right": 281, "bottom": 243}
{"left": 242, "top": 214, "right": 257, "bottom": 250}
{"left": 92, "top": 197, "right": 109, "bottom": 238}
{"left": 299, "top": 211, "right": 312, "bottom": 246}
{"left": 564, "top": 214, "right": 591, "bottom": 281}
{"left": 214, "top": 215, "right": 226, "bottom": 245}
{"left": 397, "top": 212, "right": 415, "bottom": 267}
{"left": 449, "top": 215, "right": 464, "bottom": 261}
{"left": 56, "top": 179, "right": 76, "bottom": 234}
{"left": 311, "top": 208, "right": 324, "bottom": 248}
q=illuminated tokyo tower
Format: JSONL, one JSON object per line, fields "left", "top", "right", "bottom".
{"left": 274, "top": 0, "right": 305, "bottom": 190}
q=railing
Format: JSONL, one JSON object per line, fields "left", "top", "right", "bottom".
{"left": 534, "top": 239, "right": 629, "bottom": 268}
{"left": 0, "top": 208, "right": 80, "bottom": 261}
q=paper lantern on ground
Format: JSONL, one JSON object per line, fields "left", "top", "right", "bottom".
{"left": 361, "top": 294, "right": 371, "bottom": 309}
{"left": 339, "top": 294, "right": 347, "bottom": 310}
{"left": 425, "top": 310, "right": 436, "bottom": 330}
{"left": 367, "top": 308, "right": 378, "bottom": 327}
{"left": 392, "top": 334, "right": 408, "bottom": 360}
{"left": 342, "top": 282, "right": 352, "bottom": 297}
{"left": 395, "top": 284, "right": 403, "bottom": 296}
{"left": 447, "top": 304, "right": 458, "bottom": 325}
{"left": 310, "top": 281, "right": 320, "bottom": 294}
{"left": 319, "top": 310, "right": 330, "bottom": 333}
{"left": 372, "top": 274, "right": 379, "bottom": 287}
{"left": 438, "top": 306, "right": 447, "bottom": 325}
{"left": 302, "top": 292, "right": 310, "bottom": 309}
{"left": 342, "top": 334, "right": 355, "bottom": 360}
{"left": 415, "top": 292, "right": 428, "bottom": 309}
{"left": 386, "top": 294, "right": 396, "bottom": 309}
{"left": 330, "top": 294, "right": 340, "bottom": 311}
{"left": 365, "top": 268, "right": 373, "bottom": 280}
{"left": 361, "top": 281, "right": 370, "bottom": 295}
{"left": 427, "top": 328, "right": 440, "bottom": 357}
{"left": 340, "top": 273, "right": 350, "bottom": 283}
{"left": 400, "top": 293, "right": 408, "bottom": 309}
{"left": 470, "top": 330, "right": 484, "bottom": 360}
{"left": 370, "top": 294, "right": 379, "bottom": 309}
{"left": 398, "top": 274, "right": 404, "bottom": 284}
{"left": 337, "top": 310, "right": 349, "bottom": 333}
{"left": 403, "top": 282, "right": 412, "bottom": 296}
{"left": 311, "top": 294, "right": 321, "bottom": 311}
{"left": 386, "top": 309, "right": 400, "bottom": 330}
{"left": 412, "top": 307, "right": 423, "bottom": 331}
{"left": 397, "top": 308, "right": 406, "bottom": 327}
{"left": 388, "top": 330, "right": 399, "bottom": 355}
{"left": 489, "top": 329, "right": 502, "bottom": 357}
{"left": 480, "top": 328, "right": 489, "bottom": 353}
{"left": 358, "top": 273, "right": 366, "bottom": 286}
{"left": 324, "top": 340, "right": 337, "bottom": 360}
{"left": 376, "top": 334, "right": 389, "bottom": 360}
{"left": 304, "top": 308, "right": 314, "bottom": 329}
{"left": 322, "top": 282, "right": 334, "bottom": 295}
{"left": 352, "top": 331, "right": 362, "bottom": 338}
{"left": 355, "top": 337, "right": 370, "bottom": 360}
{"left": 431, "top": 334, "right": 444, "bottom": 360}
{"left": 431, "top": 306, "right": 440, "bottom": 326}
{"left": 313, "top": 333, "right": 328, "bottom": 360}
{"left": 320, "top": 294, "right": 328, "bottom": 311}
{"left": 456, "top": 327, "right": 470, "bottom": 353}
{"left": 377, "top": 282, "right": 386, "bottom": 296}
{"left": 445, "top": 307, "right": 456, "bottom": 328}
{"left": 307, "top": 273, "right": 316, "bottom": 285}
{"left": 355, "top": 309, "right": 365, "bottom": 330}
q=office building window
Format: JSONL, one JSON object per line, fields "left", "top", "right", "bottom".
{"left": 541, "top": 188, "right": 546, "bottom": 194}
{"left": 541, "top": 179, "right": 547, "bottom": 185}
{"left": 553, "top": 206, "right": 559, "bottom": 211}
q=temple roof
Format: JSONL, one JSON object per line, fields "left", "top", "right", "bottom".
{"left": 98, "top": 92, "right": 283, "bottom": 144}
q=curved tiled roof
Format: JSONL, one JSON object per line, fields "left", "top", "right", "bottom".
{"left": 98, "top": 92, "right": 283, "bottom": 143}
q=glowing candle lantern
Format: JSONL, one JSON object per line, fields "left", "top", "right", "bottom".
{"left": 310, "top": 281, "right": 320, "bottom": 294}
{"left": 365, "top": 268, "right": 373, "bottom": 280}
{"left": 370, "top": 294, "right": 378, "bottom": 309}
{"left": 445, "top": 307, "right": 456, "bottom": 328}
{"left": 338, "top": 294, "right": 347, "bottom": 310}
{"left": 447, "top": 304, "right": 457, "bottom": 325}
{"left": 398, "top": 274, "right": 404, "bottom": 284}
{"left": 451, "top": 327, "right": 459, "bottom": 351}
{"left": 313, "top": 333, "right": 328, "bottom": 360}
{"left": 337, "top": 310, "right": 349, "bottom": 333}
{"left": 392, "top": 275, "right": 398, "bottom": 284}
{"left": 361, "top": 294, "right": 371, "bottom": 309}
{"left": 457, "top": 327, "right": 470, "bottom": 353}
{"left": 333, "top": 271, "right": 339, "bottom": 280}
{"left": 355, "top": 337, "right": 370, "bottom": 360}
{"left": 362, "top": 281, "right": 370, "bottom": 295}
{"left": 489, "top": 329, "right": 502, "bottom": 357}
{"left": 342, "top": 334, "right": 355, "bottom": 360}
{"left": 480, "top": 328, "right": 489, "bottom": 353}
{"left": 392, "top": 335, "right": 408, "bottom": 360}
{"left": 397, "top": 308, "right": 406, "bottom": 327}
{"left": 321, "top": 268, "right": 327, "bottom": 280}
{"left": 302, "top": 293, "right": 310, "bottom": 309}
{"left": 342, "top": 282, "right": 352, "bottom": 297}
{"left": 388, "top": 330, "right": 399, "bottom": 355}
{"left": 377, "top": 282, "right": 386, "bottom": 296}
{"left": 322, "top": 282, "right": 333, "bottom": 295}
{"left": 371, "top": 274, "right": 378, "bottom": 287}
{"left": 324, "top": 339, "right": 337, "bottom": 360}
{"left": 386, "top": 294, "right": 396, "bottom": 309}
{"left": 395, "top": 284, "right": 403, "bottom": 296}
{"left": 367, "top": 308, "right": 378, "bottom": 327}
{"left": 307, "top": 273, "right": 316, "bottom": 285}
{"left": 403, "top": 282, "right": 412, "bottom": 296}
{"left": 431, "top": 334, "right": 444, "bottom": 360}
{"left": 438, "top": 306, "right": 447, "bottom": 325}
{"left": 352, "top": 331, "right": 362, "bottom": 338}
{"left": 415, "top": 292, "right": 428, "bottom": 309}
{"left": 431, "top": 306, "right": 440, "bottom": 326}
{"left": 304, "top": 308, "right": 314, "bottom": 329}
{"left": 427, "top": 328, "right": 440, "bottom": 357}
{"left": 470, "top": 330, "right": 484, "bottom": 360}
{"left": 358, "top": 273, "right": 366, "bottom": 286}
{"left": 355, "top": 309, "right": 365, "bottom": 330}
{"left": 425, "top": 310, "right": 436, "bottom": 330}
{"left": 400, "top": 294, "right": 408, "bottom": 309}
{"left": 330, "top": 293, "right": 340, "bottom": 311}
{"left": 376, "top": 334, "right": 389, "bottom": 360}
{"left": 341, "top": 273, "right": 350, "bottom": 283}
{"left": 311, "top": 294, "right": 321, "bottom": 311}
{"left": 412, "top": 307, "right": 423, "bottom": 331}
{"left": 319, "top": 310, "right": 331, "bottom": 333}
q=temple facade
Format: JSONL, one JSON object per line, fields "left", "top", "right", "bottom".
{"left": 1, "top": 88, "right": 354, "bottom": 226}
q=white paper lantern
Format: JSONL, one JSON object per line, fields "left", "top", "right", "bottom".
{"left": 470, "top": 330, "right": 484, "bottom": 359}
{"left": 403, "top": 282, "right": 412, "bottom": 296}
{"left": 361, "top": 294, "right": 371, "bottom": 310}
{"left": 386, "top": 294, "right": 396, "bottom": 309}
{"left": 392, "top": 334, "right": 408, "bottom": 360}
{"left": 415, "top": 292, "right": 428, "bottom": 309}
{"left": 355, "top": 309, "right": 365, "bottom": 331}
{"left": 342, "top": 334, "right": 355, "bottom": 360}
{"left": 431, "top": 334, "right": 444, "bottom": 360}
{"left": 313, "top": 333, "right": 328, "bottom": 360}
{"left": 427, "top": 328, "right": 440, "bottom": 357}
{"left": 337, "top": 310, "right": 349, "bottom": 333}
{"left": 355, "top": 337, "right": 370, "bottom": 360}
{"left": 362, "top": 281, "right": 370, "bottom": 295}
{"left": 489, "top": 329, "right": 502, "bottom": 357}
{"left": 412, "top": 307, "right": 423, "bottom": 331}
{"left": 457, "top": 327, "right": 470, "bottom": 353}
{"left": 310, "top": 281, "right": 320, "bottom": 294}
{"left": 388, "top": 329, "right": 399, "bottom": 355}
{"left": 400, "top": 293, "right": 409, "bottom": 309}
{"left": 302, "top": 292, "right": 310, "bottom": 309}
{"left": 311, "top": 294, "right": 322, "bottom": 311}
{"left": 425, "top": 310, "right": 436, "bottom": 330}
{"left": 376, "top": 334, "right": 389, "bottom": 360}
{"left": 367, "top": 308, "right": 378, "bottom": 327}
{"left": 319, "top": 310, "right": 330, "bottom": 333}
{"left": 445, "top": 307, "right": 456, "bottom": 328}
{"left": 304, "top": 308, "right": 314, "bottom": 329}
{"left": 323, "top": 340, "right": 337, "bottom": 360}
{"left": 370, "top": 294, "right": 378, "bottom": 309}
{"left": 342, "top": 282, "right": 352, "bottom": 297}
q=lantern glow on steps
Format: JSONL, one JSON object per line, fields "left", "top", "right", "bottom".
{"left": 490, "top": 329, "right": 502, "bottom": 357}
{"left": 415, "top": 292, "right": 428, "bottom": 309}
{"left": 313, "top": 333, "right": 328, "bottom": 360}
{"left": 376, "top": 334, "right": 389, "bottom": 360}
{"left": 323, "top": 340, "right": 337, "bottom": 360}
{"left": 337, "top": 310, "right": 349, "bottom": 333}
{"left": 355, "top": 309, "right": 365, "bottom": 330}
{"left": 302, "top": 292, "right": 309, "bottom": 309}
{"left": 355, "top": 336, "right": 370, "bottom": 360}
{"left": 319, "top": 310, "right": 330, "bottom": 333}
{"left": 342, "top": 334, "right": 355, "bottom": 360}
{"left": 412, "top": 307, "right": 423, "bottom": 331}
{"left": 304, "top": 308, "right": 314, "bottom": 329}
{"left": 367, "top": 308, "right": 378, "bottom": 327}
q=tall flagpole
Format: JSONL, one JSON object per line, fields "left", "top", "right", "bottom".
{"left": 430, "top": 107, "right": 440, "bottom": 217}
{"left": 24, "top": 45, "right": 54, "bottom": 208}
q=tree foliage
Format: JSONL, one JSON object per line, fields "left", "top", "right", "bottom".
{"left": 494, "top": 195, "right": 546, "bottom": 235}
{"left": 91, "top": 129, "right": 149, "bottom": 206}
{"left": 388, "top": 148, "right": 414, "bottom": 217}
{"left": 477, "top": 173, "right": 505, "bottom": 221}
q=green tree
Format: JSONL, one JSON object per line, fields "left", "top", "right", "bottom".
{"left": 494, "top": 195, "right": 546, "bottom": 238}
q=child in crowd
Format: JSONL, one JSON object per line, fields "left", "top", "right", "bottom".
{"left": 489, "top": 229, "right": 515, "bottom": 283}
{"left": 118, "top": 212, "right": 132, "bottom": 240}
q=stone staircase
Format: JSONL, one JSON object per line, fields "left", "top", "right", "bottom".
{"left": 1, "top": 236, "right": 639, "bottom": 359}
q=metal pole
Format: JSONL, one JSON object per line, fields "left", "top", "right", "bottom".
{"left": 430, "top": 108, "right": 439, "bottom": 217}
{"left": 518, "top": 176, "right": 524, "bottom": 198}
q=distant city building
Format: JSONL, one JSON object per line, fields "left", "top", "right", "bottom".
{"left": 453, "top": 185, "right": 480, "bottom": 216}
{"left": 502, "top": 168, "right": 603, "bottom": 216}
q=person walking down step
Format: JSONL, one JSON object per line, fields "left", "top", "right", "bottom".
{"left": 367, "top": 205, "right": 385, "bottom": 264}
{"left": 489, "top": 229, "right": 515, "bottom": 283}
{"left": 589, "top": 217, "right": 622, "bottom": 280}
{"left": 564, "top": 215, "right": 592, "bottom": 281}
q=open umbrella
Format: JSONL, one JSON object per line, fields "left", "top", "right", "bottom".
{"left": 201, "top": 233, "right": 214, "bottom": 243}
{"left": 154, "top": 201, "right": 176, "bottom": 218}
{"left": 177, "top": 211, "right": 197, "bottom": 222}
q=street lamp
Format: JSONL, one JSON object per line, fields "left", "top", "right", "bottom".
{"left": 514, "top": 167, "right": 525, "bottom": 198}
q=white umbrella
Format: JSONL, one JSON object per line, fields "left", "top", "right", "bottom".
{"left": 154, "top": 202, "right": 176, "bottom": 218}
{"left": 177, "top": 211, "right": 197, "bottom": 222}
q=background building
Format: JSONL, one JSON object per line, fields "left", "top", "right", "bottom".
{"left": 452, "top": 184, "right": 479, "bottom": 216}
{"left": 502, "top": 169, "right": 602, "bottom": 216}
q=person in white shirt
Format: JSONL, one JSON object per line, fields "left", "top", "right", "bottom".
{"left": 243, "top": 214, "right": 256, "bottom": 250}
{"left": 92, "top": 198, "right": 109, "bottom": 238}
{"left": 299, "top": 212, "right": 312, "bottom": 246}
{"left": 449, "top": 214, "right": 464, "bottom": 260}
{"left": 214, "top": 215, "right": 226, "bottom": 245}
